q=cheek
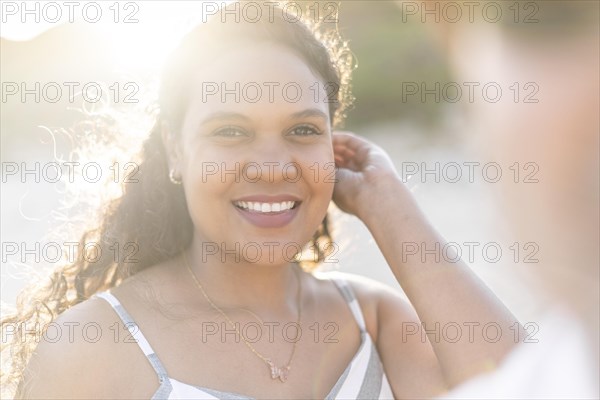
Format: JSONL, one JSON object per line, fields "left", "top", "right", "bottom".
{"left": 297, "top": 143, "right": 335, "bottom": 210}
{"left": 180, "top": 149, "right": 240, "bottom": 238}
{"left": 305, "top": 160, "right": 335, "bottom": 200}
{"left": 297, "top": 141, "right": 334, "bottom": 177}
{"left": 185, "top": 150, "right": 239, "bottom": 187}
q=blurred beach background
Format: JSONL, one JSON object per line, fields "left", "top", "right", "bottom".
{"left": 2, "top": 0, "right": 596, "bottom": 329}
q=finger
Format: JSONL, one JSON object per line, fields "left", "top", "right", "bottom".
{"left": 332, "top": 131, "right": 371, "bottom": 153}
{"left": 333, "top": 145, "right": 356, "bottom": 159}
{"left": 333, "top": 146, "right": 357, "bottom": 168}
{"left": 334, "top": 153, "right": 352, "bottom": 169}
{"left": 333, "top": 132, "right": 371, "bottom": 167}
{"left": 333, "top": 132, "right": 371, "bottom": 156}
{"left": 334, "top": 152, "right": 362, "bottom": 171}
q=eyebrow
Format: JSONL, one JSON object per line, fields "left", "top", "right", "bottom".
{"left": 289, "top": 108, "right": 329, "bottom": 121}
{"left": 199, "top": 108, "right": 329, "bottom": 126}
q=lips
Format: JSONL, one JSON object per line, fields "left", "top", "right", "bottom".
{"left": 232, "top": 195, "right": 301, "bottom": 228}
{"left": 233, "top": 200, "right": 296, "bottom": 213}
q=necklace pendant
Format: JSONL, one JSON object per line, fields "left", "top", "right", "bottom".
{"left": 266, "top": 359, "right": 290, "bottom": 382}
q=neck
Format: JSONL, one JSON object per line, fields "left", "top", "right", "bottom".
{"left": 182, "top": 234, "right": 302, "bottom": 317}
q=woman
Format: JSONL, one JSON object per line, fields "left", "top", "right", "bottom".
{"left": 1, "top": 3, "right": 521, "bottom": 399}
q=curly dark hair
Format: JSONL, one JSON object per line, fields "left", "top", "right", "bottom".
{"left": 1, "top": 2, "right": 355, "bottom": 398}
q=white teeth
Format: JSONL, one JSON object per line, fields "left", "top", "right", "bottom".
{"left": 234, "top": 201, "right": 296, "bottom": 213}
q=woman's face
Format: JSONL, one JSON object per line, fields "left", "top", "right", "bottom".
{"left": 174, "top": 42, "right": 335, "bottom": 266}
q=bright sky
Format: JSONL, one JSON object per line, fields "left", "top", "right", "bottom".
{"left": 1, "top": 1, "right": 233, "bottom": 71}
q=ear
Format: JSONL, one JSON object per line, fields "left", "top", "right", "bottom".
{"left": 160, "top": 119, "right": 182, "bottom": 170}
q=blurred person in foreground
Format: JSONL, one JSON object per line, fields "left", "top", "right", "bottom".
{"left": 430, "top": 1, "right": 599, "bottom": 398}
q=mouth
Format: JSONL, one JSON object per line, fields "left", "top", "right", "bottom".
{"left": 231, "top": 196, "right": 302, "bottom": 228}
{"left": 233, "top": 200, "right": 299, "bottom": 214}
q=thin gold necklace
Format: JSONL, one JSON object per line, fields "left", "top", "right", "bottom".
{"left": 182, "top": 251, "right": 302, "bottom": 383}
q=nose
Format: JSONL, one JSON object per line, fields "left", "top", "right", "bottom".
{"left": 242, "top": 136, "right": 299, "bottom": 184}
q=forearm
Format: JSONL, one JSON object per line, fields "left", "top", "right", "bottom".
{"left": 359, "top": 175, "right": 523, "bottom": 387}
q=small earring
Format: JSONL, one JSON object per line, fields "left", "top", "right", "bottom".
{"left": 169, "top": 169, "right": 182, "bottom": 185}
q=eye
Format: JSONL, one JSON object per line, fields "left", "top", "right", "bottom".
{"left": 212, "top": 126, "right": 247, "bottom": 138}
{"left": 288, "top": 124, "right": 322, "bottom": 136}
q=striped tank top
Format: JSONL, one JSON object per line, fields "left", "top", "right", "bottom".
{"left": 93, "top": 274, "right": 395, "bottom": 399}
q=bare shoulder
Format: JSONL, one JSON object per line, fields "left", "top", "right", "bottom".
{"left": 312, "top": 270, "right": 414, "bottom": 344}
{"left": 319, "top": 272, "right": 448, "bottom": 398}
{"left": 20, "top": 293, "right": 156, "bottom": 399}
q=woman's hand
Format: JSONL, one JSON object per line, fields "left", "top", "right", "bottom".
{"left": 332, "top": 133, "right": 523, "bottom": 393}
{"left": 332, "top": 131, "right": 403, "bottom": 217}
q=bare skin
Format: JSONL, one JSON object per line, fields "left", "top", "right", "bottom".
{"left": 333, "top": 132, "right": 523, "bottom": 388}
{"left": 21, "top": 259, "right": 441, "bottom": 399}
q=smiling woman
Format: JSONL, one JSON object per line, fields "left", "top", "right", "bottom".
{"left": 1, "top": 2, "right": 523, "bottom": 400}
{"left": 167, "top": 38, "right": 339, "bottom": 268}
